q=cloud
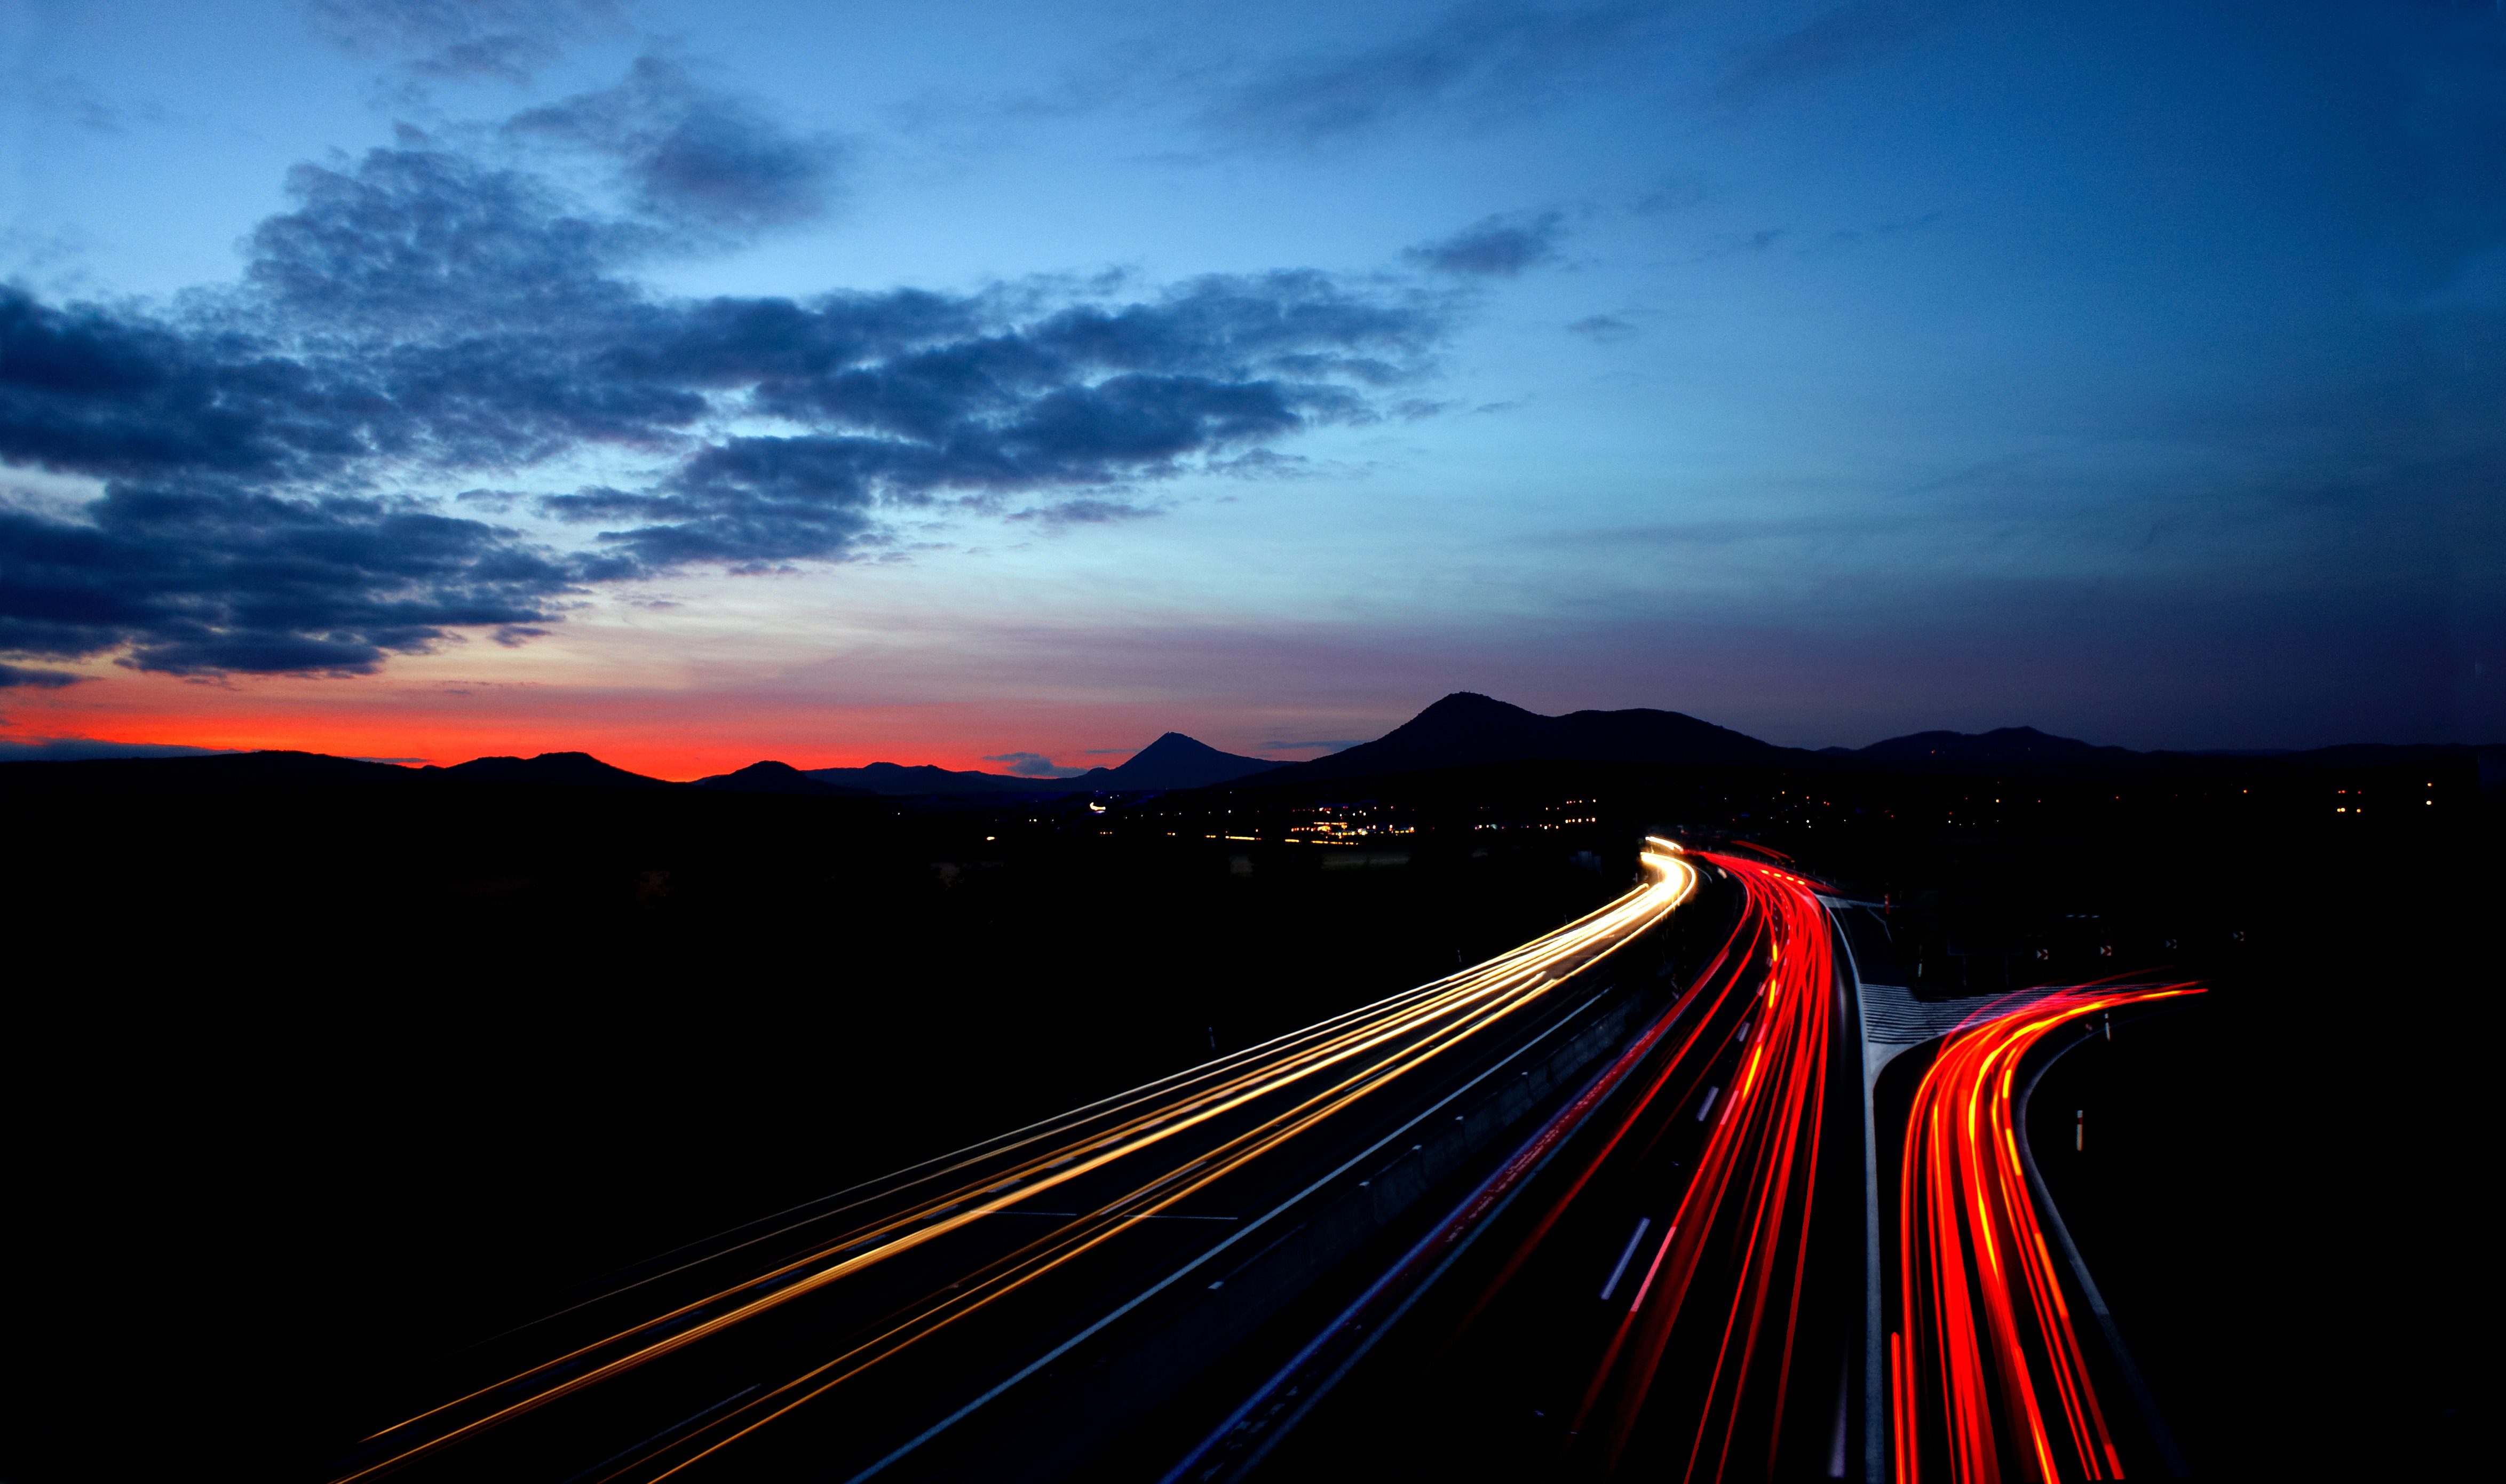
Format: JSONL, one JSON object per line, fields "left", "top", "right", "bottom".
{"left": 0, "top": 101, "right": 1449, "bottom": 676}
{"left": 505, "top": 56, "right": 844, "bottom": 232}
{"left": 0, "top": 662, "right": 87, "bottom": 688}
{"left": 1405, "top": 212, "right": 1564, "bottom": 277}
{"left": 1006, "top": 497, "right": 1164, "bottom": 527}
{"left": 0, "top": 734, "right": 235, "bottom": 761}
{"left": 304, "top": 0, "right": 628, "bottom": 85}
{"left": 982, "top": 750, "right": 1088, "bottom": 778}
{"left": 1263, "top": 739, "right": 1369, "bottom": 752}
{"left": 0, "top": 472, "right": 596, "bottom": 675}
{"left": 1567, "top": 314, "right": 1636, "bottom": 340}
{"left": 1196, "top": 0, "right": 1671, "bottom": 146}
{"left": 1206, "top": 448, "right": 1317, "bottom": 480}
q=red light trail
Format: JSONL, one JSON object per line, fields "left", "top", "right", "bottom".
{"left": 1891, "top": 981, "right": 2202, "bottom": 1483}
{"left": 1437, "top": 851, "right": 1841, "bottom": 1481}
{"left": 1558, "top": 852, "right": 1837, "bottom": 1480}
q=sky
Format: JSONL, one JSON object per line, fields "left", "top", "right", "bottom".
{"left": 1, "top": 0, "right": 2500, "bottom": 777}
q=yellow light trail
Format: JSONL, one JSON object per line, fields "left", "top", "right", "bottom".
{"left": 338, "top": 844, "right": 1698, "bottom": 1482}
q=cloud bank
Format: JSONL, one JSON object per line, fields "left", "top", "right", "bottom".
{"left": 0, "top": 64, "right": 1450, "bottom": 679}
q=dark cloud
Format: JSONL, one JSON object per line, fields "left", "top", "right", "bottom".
{"left": 1405, "top": 212, "right": 1564, "bottom": 277}
{"left": 0, "top": 477, "right": 595, "bottom": 675}
{"left": 1567, "top": 314, "right": 1635, "bottom": 340}
{"left": 534, "top": 269, "right": 1436, "bottom": 567}
{"left": 242, "top": 147, "right": 657, "bottom": 335}
{"left": 1198, "top": 0, "right": 1670, "bottom": 146}
{"left": 304, "top": 0, "right": 626, "bottom": 84}
{"left": 506, "top": 57, "right": 844, "bottom": 231}
{"left": 0, "top": 104, "right": 1447, "bottom": 676}
{"left": 0, "top": 735, "right": 235, "bottom": 761}
{"left": 0, "top": 662, "right": 87, "bottom": 688}
{"left": 982, "top": 750, "right": 1087, "bottom": 778}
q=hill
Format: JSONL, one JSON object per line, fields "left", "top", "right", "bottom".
{"left": 436, "top": 752, "right": 681, "bottom": 789}
{"left": 805, "top": 732, "right": 1279, "bottom": 795}
{"left": 695, "top": 760, "right": 877, "bottom": 796}
{"left": 1246, "top": 693, "right": 1799, "bottom": 787}
{"left": 1057, "top": 733, "right": 1283, "bottom": 790}
{"left": 1834, "top": 726, "right": 2143, "bottom": 767}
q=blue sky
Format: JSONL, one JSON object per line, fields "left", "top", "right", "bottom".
{"left": 1, "top": 0, "right": 2499, "bottom": 772}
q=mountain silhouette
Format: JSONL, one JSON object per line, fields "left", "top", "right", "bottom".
{"left": 693, "top": 760, "right": 877, "bottom": 796}
{"left": 437, "top": 752, "right": 680, "bottom": 788}
{"left": 0, "top": 749, "right": 419, "bottom": 789}
{"left": 801, "top": 760, "right": 1057, "bottom": 795}
{"left": 1060, "top": 733, "right": 1283, "bottom": 790}
{"left": 1249, "top": 693, "right": 1797, "bottom": 787}
{"left": 805, "top": 733, "right": 1279, "bottom": 795}
{"left": 1842, "top": 726, "right": 2141, "bottom": 765}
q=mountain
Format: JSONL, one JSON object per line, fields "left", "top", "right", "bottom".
{"left": 1246, "top": 693, "right": 1799, "bottom": 787}
{"left": 0, "top": 749, "right": 420, "bottom": 789}
{"left": 694, "top": 760, "right": 876, "bottom": 796}
{"left": 435, "top": 752, "right": 681, "bottom": 789}
{"left": 805, "top": 733, "right": 1281, "bottom": 795}
{"left": 802, "top": 760, "right": 1053, "bottom": 796}
{"left": 1060, "top": 733, "right": 1284, "bottom": 791}
{"left": 1840, "top": 726, "right": 2142, "bottom": 767}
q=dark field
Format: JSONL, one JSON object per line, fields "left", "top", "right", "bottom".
{"left": 6, "top": 752, "right": 2488, "bottom": 1480}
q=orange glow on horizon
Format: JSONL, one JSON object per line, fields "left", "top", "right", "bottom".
{"left": 0, "top": 669, "right": 1353, "bottom": 779}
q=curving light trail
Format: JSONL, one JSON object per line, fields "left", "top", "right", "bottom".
{"left": 334, "top": 843, "right": 1699, "bottom": 1483}
{"left": 1891, "top": 981, "right": 2202, "bottom": 1484}
{"left": 1557, "top": 851, "right": 1839, "bottom": 1480}
{"left": 1432, "top": 851, "right": 1842, "bottom": 1480}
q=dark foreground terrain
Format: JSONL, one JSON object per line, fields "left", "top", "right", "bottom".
{"left": 5, "top": 747, "right": 2490, "bottom": 1480}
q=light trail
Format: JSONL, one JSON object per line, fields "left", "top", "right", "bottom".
{"left": 1192, "top": 845, "right": 2200, "bottom": 1484}
{"left": 1424, "top": 851, "right": 1843, "bottom": 1481}
{"left": 1891, "top": 980, "right": 2202, "bottom": 1484}
{"left": 334, "top": 843, "right": 1698, "bottom": 1482}
{"left": 1558, "top": 852, "right": 1839, "bottom": 1481}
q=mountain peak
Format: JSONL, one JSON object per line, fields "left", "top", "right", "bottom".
{"left": 1248, "top": 693, "right": 1789, "bottom": 785}
{"left": 440, "top": 752, "right": 679, "bottom": 788}
{"left": 695, "top": 760, "right": 875, "bottom": 796}
{"left": 1097, "top": 732, "right": 1282, "bottom": 790}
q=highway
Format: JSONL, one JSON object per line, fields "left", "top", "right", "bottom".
{"left": 325, "top": 834, "right": 2189, "bottom": 1482}
{"left": 326, "top": 842, "right": 1700, "bottom": 1483}
{"left": 1217, "top": 848, "right": 1858, "bottom": 1482}
{"left": 1889, "top": 980, "right": 2202, "bottom": 1483}
{"left": 1207, "top": 849, "right": 2198, "bottom": 1484}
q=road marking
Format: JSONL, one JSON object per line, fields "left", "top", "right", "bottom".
{"left": 1696, "top": 1085, "right": 1720, "bottom": 1121}
{"left": 1627, "top": 1224, "right": 1678, "bottom": 1311}
{"left": 1598, "top": 1218, "right": 1651, "bottom": 1302}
